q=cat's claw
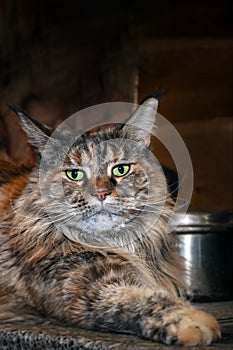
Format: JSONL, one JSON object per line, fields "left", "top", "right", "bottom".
{"left": 175, "top": 309, "right": 221, "bottom": 346}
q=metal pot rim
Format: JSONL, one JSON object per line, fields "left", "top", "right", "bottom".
{"left": 175, "top": 210, "right": 233, "bottom": 231}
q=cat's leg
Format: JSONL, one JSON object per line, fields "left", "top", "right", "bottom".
{"left": 64, "top": 255, "right": 220, "bottom": 346}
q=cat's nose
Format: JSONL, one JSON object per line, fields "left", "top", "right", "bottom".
{"left": 94, "top": 189, "right": 111, "bottom": 201}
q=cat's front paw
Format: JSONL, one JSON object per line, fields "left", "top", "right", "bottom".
{"left": 148, "top": 308, "right": 221, "bottom": 346}
{"left": 175, "top": 309, "right": 221, "bottom": 346}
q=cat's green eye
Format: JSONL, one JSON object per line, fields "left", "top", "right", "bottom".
{"left": 112, "top": 164, "right": 130, "bottom": 177}
{"left": 65, "top": 169, "right": 84, "bottom": 181}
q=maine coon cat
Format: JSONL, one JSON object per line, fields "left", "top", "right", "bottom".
{"left": 0, "top": 97, "right": 220, "bottom": 346}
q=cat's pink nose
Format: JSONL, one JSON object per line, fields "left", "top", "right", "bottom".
{"left": 94, "top": 189, "right": 111, "bottom": 201}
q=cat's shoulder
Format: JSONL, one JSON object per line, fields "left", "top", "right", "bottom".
{"left": 0, "top": 160, "right": 34, "bottom": 186}
{"left": 0, "top": 160, "right": 34, "bottom": 213}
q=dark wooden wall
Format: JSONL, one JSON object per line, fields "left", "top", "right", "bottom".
{"left": 0, "top": 0, "right": 232, "bottom": 211}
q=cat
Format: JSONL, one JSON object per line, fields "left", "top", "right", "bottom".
{"left": 0, "top": 97, "right": 220, "bottom": 346}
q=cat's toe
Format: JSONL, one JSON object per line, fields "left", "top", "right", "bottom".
{"left": 177, "top": 309, "right": 221, "bottom": 346}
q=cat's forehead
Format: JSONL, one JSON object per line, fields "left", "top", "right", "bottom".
{"left": 65, "top": 129, "right": 127, "bottom": 166}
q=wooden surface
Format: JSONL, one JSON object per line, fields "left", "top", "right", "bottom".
{"left": 0, "top": 301, "right": 232, "bottom": 349}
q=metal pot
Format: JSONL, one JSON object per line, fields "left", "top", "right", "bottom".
{"left": 176, "top": 211, "right": 233, "bottom": 301}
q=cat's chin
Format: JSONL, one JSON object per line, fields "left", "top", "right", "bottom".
{"left": 61, "top": 210, "right": 137, "bottom": 245}
{"left": 84, "top": 211, "right": 124, "bottom": 231}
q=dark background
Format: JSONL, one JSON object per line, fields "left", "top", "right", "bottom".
{"left": 0, "top": 0, "right": 232, "bottom": 211}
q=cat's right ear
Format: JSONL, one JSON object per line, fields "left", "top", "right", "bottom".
{"left": 8, "top": 103, "right": 53, "bottom": 154}
{"left": 122, "top": 97, "right": 159, "bottom": 147}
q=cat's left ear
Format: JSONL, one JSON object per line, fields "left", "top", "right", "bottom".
{"left": 8, "top": 103, "right": 53, "bottom": 154}
{"left": 122, "top": 97, "right": 158, "bottom": 147}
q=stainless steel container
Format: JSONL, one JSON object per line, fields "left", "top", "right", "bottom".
{"left": 176, "top": 211, "right": 233, "bottom": 301}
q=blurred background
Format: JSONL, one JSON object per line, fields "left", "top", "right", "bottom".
{"left": 0, "top": 0, "right": 232, "bottom": 212}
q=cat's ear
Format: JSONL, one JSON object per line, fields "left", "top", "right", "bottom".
{"left": 122, "top": 97, "right": 158, "bottom": 147}
{"left": 8, "top": 103, "right": 53, "bottom": 153}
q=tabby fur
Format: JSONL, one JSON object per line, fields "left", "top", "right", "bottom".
{"left": 0, "top": 98, "right": 220, "bottom": 346}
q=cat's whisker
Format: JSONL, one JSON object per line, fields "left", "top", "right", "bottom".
{"left": 52, "top": 214, "right": 80, "bottom": 232}
{"left": 111, "top": 197, "right": 171, "bottom": 208}
{"left": 45, "top": 214, "right": 75, "bottom": 227}
{"left": 9, "top": 198, "right": 48, "bottom": 220}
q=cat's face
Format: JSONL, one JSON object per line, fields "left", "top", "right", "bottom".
{"left": 64, "top": 138, "right": 147, "bottom": 233}
{"left": 41, "top": 128, "right": 167, "bottom": 245}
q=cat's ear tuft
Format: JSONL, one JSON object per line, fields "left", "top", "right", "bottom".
{"left": 139, "top": 89, "right": 165, "bottom": 104}
{"left": 8, "top": 103, "right": 53, "bottom": 153}
{"left": 122, "top": 97, "right": 158, "bottom": 147}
